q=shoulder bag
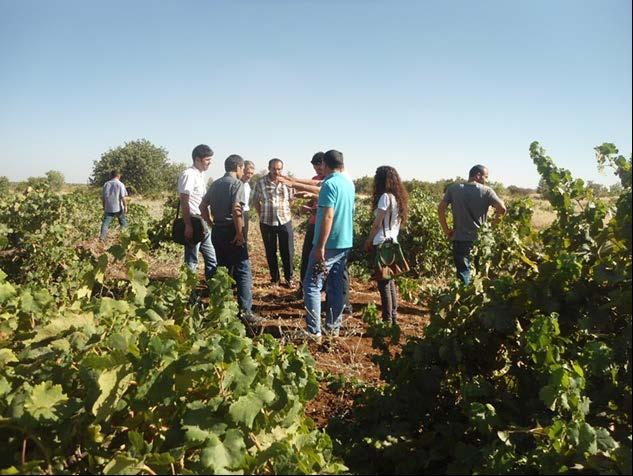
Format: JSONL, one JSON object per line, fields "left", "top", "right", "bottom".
{"left": 373, "top": 195, "right": 410, "bottom": 281}
{"left": 172, "top": 204, "right": 205, "bottom": 245}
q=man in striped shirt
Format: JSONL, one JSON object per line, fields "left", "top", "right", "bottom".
{"left": 251, "top": 158, "right": 296, "bottom": 287}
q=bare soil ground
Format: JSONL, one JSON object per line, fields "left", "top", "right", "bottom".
{"left": 236, "top": 221, "right": 430, "bottom": 427}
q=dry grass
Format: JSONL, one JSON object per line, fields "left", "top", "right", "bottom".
{"left": 132, "top": 195, "right": 169, "bottom": 219}
{"left": 529, "top": 196, "right": 556, "bottom": 230}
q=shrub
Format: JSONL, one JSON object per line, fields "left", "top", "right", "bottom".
{"left": 91, "top": 139, "right": 187, "bottom": 196}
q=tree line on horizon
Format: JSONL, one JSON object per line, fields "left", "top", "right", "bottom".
{"left": 0, "top": 138, "right": 625, "bottom": 199}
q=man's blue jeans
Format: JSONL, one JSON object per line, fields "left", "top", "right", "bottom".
{"left": 303, "top": 248, "right": 351, "bottom": 335}
{"left": 452, "top": 240, "right": 474, "bottom": 285}
{"left": 184, "top": 231, "right": 217, "bottom": 281}
{"left": 211, "top": 225, "right": 253, "bottom": 313}
{"left": 100, "top": 211, "right": 128, "bottom": 240}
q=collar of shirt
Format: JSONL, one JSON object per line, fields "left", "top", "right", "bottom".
{"left": 264, "top": 174, "right": 281, "bottom": 186}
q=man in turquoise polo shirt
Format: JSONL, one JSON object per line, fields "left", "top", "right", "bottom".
{"left": 303, "top": 149, "right": 355, "bottom": 340}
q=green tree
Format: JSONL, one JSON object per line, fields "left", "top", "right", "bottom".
{"left": 609, "top": 182, "right": 624, "bottom": 196}
{"left": 165, "top": 162, "right": 188, "bottom": 191}
{"left": 537, "top": 177, "right": 551, "bottom": 200}
{"left": 90, "top": 139, "right": 186, "bottom": 195}
{"left": 26, "top": 176, "right": 47, "bottom": 188}
{"left": 586, "top": 180, "right": 609, "bottom": 197}
{"left": 45, "top": 170, "right": 65, "bottom": 191}
{"left": 506, "top": 185, "right": 535, "bottom": 197}
{"left": 0, "top": 176, "right": 10, "bottom": 194}
{"left": 354, "top": 175, "right": 374, "bottom": 195}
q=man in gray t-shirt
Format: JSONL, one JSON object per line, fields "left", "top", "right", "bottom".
{"left": 199, "top": 154, "right": 261, "bottom": 325}
{"left": 99, "top": 170, "right": 128, "bottom": 241}
{"left": 438, "top": 165, "right": 507, "bottom": 284}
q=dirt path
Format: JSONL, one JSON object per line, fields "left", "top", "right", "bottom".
{"left": 245, "top": 221, "right": 430, "bottom": 427}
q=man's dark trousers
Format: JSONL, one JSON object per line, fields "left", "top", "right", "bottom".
{"left": 260, "top": 221, "right": 294, "bottom": 283}
{"left": 211, "top": 225, "right": 253, "bottom": 312}
{"left": 452, "top": 240, "right": 474, "bottom": 285}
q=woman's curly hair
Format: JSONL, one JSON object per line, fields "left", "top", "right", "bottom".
{"left": 372, "top": 166, "right": 409, "bottom": 227}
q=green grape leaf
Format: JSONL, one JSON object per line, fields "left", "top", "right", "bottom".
{"left": 229, "top": 394, "right": 264, "bottom": 429}
{"left": 103, "top": 454, "right": 142, "bottom": 475}
{"left": 200, "top": 430, "right": 246, "bottom": 474}
{"left": 0, "top": 281, "right": 17, "bottom": 304}
{"left": 0, "top": 348, "right": 18, "bottom": 367}
{"left": 24, "top": 381, "right": 68, "bottom": 422}
{"left": 92, "top": 366, "right": 134, "bottom": 423}
{"left": 26, "top": 313, "right": 95, "bottom": 345}
{"left": 578, "top": 422, "right": 598, "bottom": 455}
{"left": 595, "top": 427, "right": 617, "bottom": 451}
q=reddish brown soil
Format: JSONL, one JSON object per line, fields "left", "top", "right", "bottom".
{"left": 245, "top": 223, "right": 430, "bottom": 428}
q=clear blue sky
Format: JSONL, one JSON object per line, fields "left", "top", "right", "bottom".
{"left": 1, "top": 0, "right": 631, "bottom": 188}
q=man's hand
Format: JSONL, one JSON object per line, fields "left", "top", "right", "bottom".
{"left": 278, "top": 175, "right": 292, "bottom": 186}
{"left": 231, "top": 232, "right": 245, "bottom": 247}
{"left": 437, "top": 201, "right": 454, "bottom": 241}
{"left": 363, "top": 238, "right": 373, "bottom": 253}
{"left": 184, "top": 224, "right": 193, "bottom": 243}
{"left": 314, "top": 246, "right": 325, "bottom": 263}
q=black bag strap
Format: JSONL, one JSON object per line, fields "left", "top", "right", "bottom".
{"left": 174, "top": 199, "right": 200, "bottom": 220}
{"left": 381, "top": 194, "right": 393, "bottom": 237}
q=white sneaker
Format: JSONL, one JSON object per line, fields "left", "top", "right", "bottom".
{"left": 303, "top": 330, "right": 322, "bottom": 344}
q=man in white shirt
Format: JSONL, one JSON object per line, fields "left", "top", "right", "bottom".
{"left": 241, "top": 160, "right": 255, "bottom": 242}
{"left": 177, "top": 144, "right": 217, "bottom": 284}
{"left": 99, "top": 170, "right": 128, "bottom": 241}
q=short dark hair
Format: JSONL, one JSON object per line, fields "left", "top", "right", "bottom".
{"left": 225, "top": 154, "right": 245, "bottom": 172}
{"left": 192, "top": 144, "right": 214, "bottom": 161}
{"left": 323, "top": 149, "right": 344, "bottom": 170}
{"left": 110, "top": 169, "right": 120, "bottom": 179}
{"left": 469, "top": 165, "right": 487, "bottom": 178}
{"left": 311, "top": 152, "right": 325, "bottom": 165}
{"left": 268, "top": 158, "right": 283, "bottom": 168}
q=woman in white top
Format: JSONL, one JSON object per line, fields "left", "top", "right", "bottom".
{"left": 364, "top": 166, "right": 409, "bottom": 325}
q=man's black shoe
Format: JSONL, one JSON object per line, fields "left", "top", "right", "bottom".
{"left": 283, "top": 279, "right": 296, "bottom": 289}
{"left": 241, "top": 311, "right": 263, "bottom": 325}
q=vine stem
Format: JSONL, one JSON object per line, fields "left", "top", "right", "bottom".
{"left": 0, "top": 422, "right": 52, "bottom": 474}
{"left": 249, "top": 432, "right": 275, "bottom": 474}
{"left": 141, "top": 463, "right": 157, "bottom": 475}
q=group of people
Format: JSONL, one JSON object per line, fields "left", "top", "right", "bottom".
{"left": 100, "top": 144, "right": 507, "bottom": 340}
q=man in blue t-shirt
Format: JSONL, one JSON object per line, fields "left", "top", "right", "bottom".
{"left": 303, "top": 149, "right": 355, "bottom": 340}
